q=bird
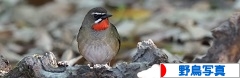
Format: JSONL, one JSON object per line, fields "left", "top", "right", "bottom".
{"left": 77, "top": 7, "right": 120, "bottom": 67}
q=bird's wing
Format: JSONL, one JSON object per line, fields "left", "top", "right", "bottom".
{"left": 110, "top": 23, "right": 121, "bottom": 51}
{"left": 77, "top": 26, "right": 83, "bottom": 42}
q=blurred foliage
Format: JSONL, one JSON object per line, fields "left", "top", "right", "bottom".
{"left": 111, "top": 7, "right": 151, "bottom": 21}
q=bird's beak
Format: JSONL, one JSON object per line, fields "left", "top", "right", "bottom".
{"left": 106, "top": 14, "right": 112, "bottom": 17}
{"left": 102, "top": 14, "right": 112, "bottom": 19}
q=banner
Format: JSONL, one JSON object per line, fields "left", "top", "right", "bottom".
{"left": 160, "top": 63, "right": 239, "bottom": 77}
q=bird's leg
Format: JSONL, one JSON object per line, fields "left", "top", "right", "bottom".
{"left": 103, "top": 63, "right": 111, "bottom": 69}
{"left": 93, "top": 64, "right": 101, "bottom": 68}
{"left": 88, "top": 63, "right": 94, "bottom": 69}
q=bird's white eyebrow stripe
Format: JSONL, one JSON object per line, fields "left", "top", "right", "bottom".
{"left": 92, "top": 12, "right": 106, "bottom": 15}
{"left": 94, "top": 18, "right": 102, "bottom": 23}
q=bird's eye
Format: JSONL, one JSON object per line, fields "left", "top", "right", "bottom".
{"left": 92, "top": 13, "right": 106, "bottom": 20}
{"left": 93, "top": 14, "right": 104, "bottom": 20}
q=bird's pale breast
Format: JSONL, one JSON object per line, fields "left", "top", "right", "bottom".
{"left": 78, "top": 37, "right": 119, "bottom": 64}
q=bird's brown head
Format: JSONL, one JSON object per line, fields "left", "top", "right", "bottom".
{"left": 82, "top": 7, "right": 112, "bottom": 31}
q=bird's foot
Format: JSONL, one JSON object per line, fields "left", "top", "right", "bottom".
{"left": 57, "top": 61, "right": 68, "bottom": 67}
{"left": 88, "top": 64, "right": 94, "bottom": 69}
{"left": 93, "top": 64, "right": 111, "bottom": 69}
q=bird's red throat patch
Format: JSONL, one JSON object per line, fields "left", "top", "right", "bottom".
{"left": 93, "top": 19, "right": 109, "bottom": 31}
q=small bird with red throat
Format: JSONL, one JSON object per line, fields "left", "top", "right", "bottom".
{"left": 77, "top": 7, "right": 120, "bottom": 68}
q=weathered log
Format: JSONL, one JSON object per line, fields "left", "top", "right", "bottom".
{"left": 3, "top": 39, "right": 174, "bottom": 78}
{"left": 0, "top": 55, "right": 11, "bottom": 77}
{"left": 193, "top": 13, "right": 240, "bottom": 63}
